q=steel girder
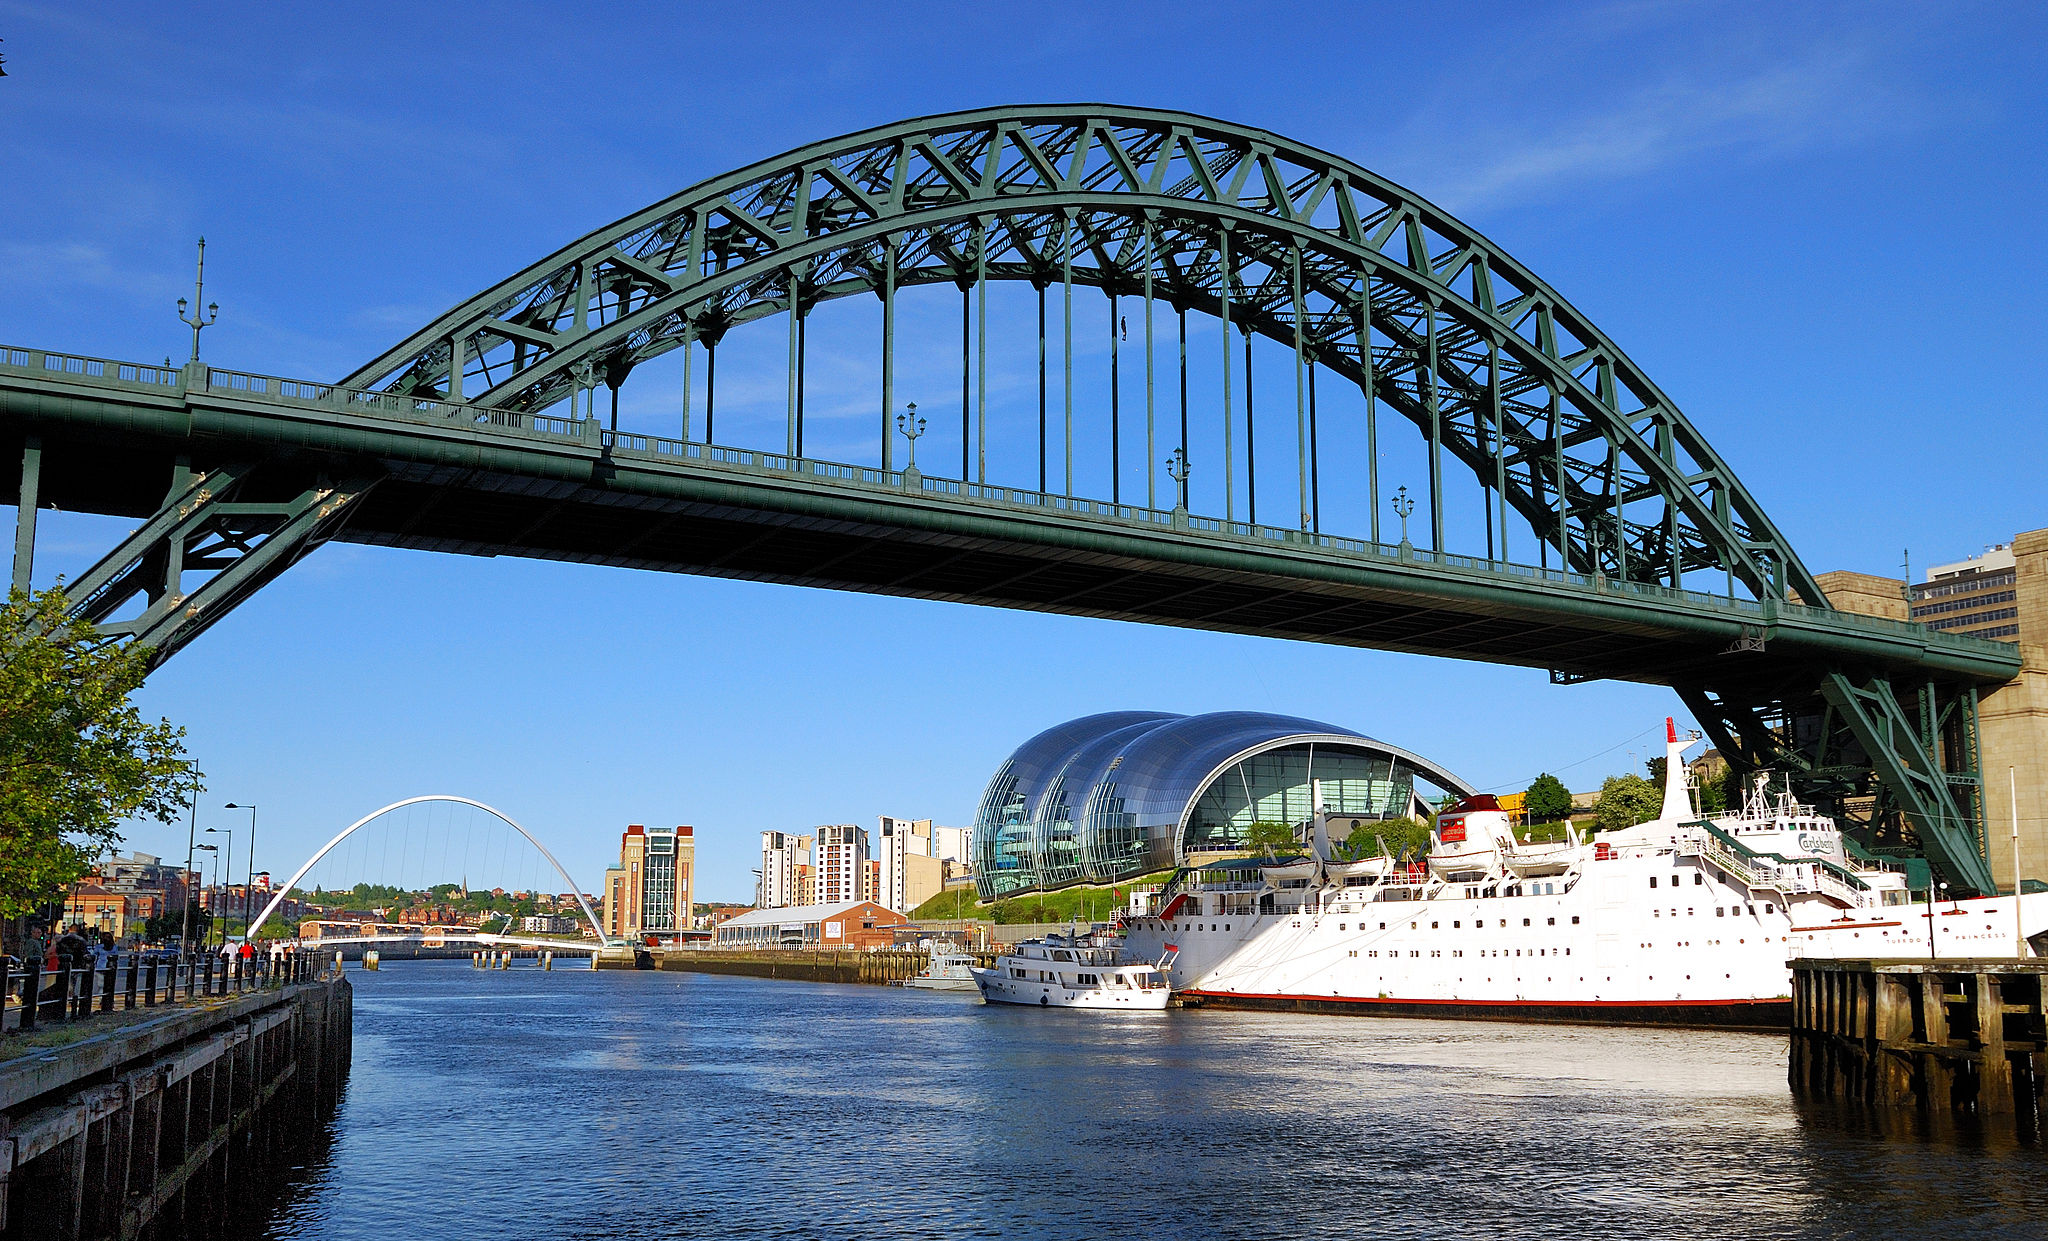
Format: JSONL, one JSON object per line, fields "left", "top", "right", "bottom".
{"left": 61, "top": 460, "right": 378, "bottom": 669}
{"left": 1679, "top": 675, "right": 1996, "bottom": 894}
{"left": 346, "top": 105, "right": 1818, "bottom": 607}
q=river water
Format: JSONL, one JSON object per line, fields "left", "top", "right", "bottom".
{"left": 258, "top": 961, "right": 2044, "bottom": 1240}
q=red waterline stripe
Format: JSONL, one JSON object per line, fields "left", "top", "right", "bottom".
{"left": 1789, "top": 921, "right": 1903, "bottom": 932}
{"left": 1180, "top": 990, "right": 1786, "bottom": 1009}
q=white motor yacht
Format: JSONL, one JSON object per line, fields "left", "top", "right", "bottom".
{"left": 972, "top": 932, "right": 1171, "bottom": 1009}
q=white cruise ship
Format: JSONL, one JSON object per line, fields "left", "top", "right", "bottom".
{"left": 1120, "top": 721, "right": 2048, "bottom": 1028}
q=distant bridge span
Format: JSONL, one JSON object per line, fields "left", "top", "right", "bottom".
{"left": 0, "top": 106, "right": 2017, "bottom": 892}
{"left": 247, "top": 796, "right": 608, "bottom": 945}
{"left": 309, "top": 932, "right": 598, "bottom": 956}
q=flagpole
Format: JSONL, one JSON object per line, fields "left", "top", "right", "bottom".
{"left": 2014, "top": 766, "right": 2026, "bottom": 957}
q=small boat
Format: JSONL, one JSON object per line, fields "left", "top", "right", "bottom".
{"left": 901, "top": 949, "right": 980, "bottom": 991}
{"left": 971, "top": 932, "right": 1171, "bottom": 1009}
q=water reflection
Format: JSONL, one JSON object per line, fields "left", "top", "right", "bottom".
{"left": 260, "top": 962, "right": 2045, "bottom": 1241}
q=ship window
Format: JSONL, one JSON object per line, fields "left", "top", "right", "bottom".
{"left": 1522, "top": 918, "right": 1531, "bottom": 927}
{"left": 1716, "top": 908, "right": 1725, "bottom": 917}
{"left": 1571, "top": 917, "right": 1580, "bottom": 925}
{"left": 1765, "top": 904, "right": 1774, "bottom": 915}
{"left": 1650, "top": 877, "right": 1658, "bottom": 888}
{"left": 1547, "top": 917, "right": 1555, "bottom": 926}
{"left": 1379, "top": 922, "right": 1386, "bottom": 930}
{"left": 1339, "top": 924, "right": 1347, "bottom": 931}
{"left": 1498, "top": 920, "right": 1507, "bottom": 927}
{"left": 1431, "top": 922, "right": 1439, "bottom": 929}
{"left": 1694, "top": 874, "right": 1704, "bottom": 885}
{"left": 1453, "top": 921, "right": 1461, "bottom": 928}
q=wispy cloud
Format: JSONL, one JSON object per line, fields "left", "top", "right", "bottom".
{"left": 1373, "top": 8, "right": 1938, "bottom": 215}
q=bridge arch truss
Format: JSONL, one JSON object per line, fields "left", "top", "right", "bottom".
{"left": 351, "top": 105, "right": 1814, "bottom": 606}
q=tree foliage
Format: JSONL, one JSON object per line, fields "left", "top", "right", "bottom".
{"left": 1524, "top": 773, "right": 1574, "bottom": 823}
{"left": 1593, "top": 774, "right": 1662, "bottom": 831}
{"left": 1340, "top": 816, "right": 1431, "bottom": 860}
{"left": 1244, "top": 820, "right": 1299, "bottom": 855}
{"left": 0, "top": 588, "right": 202, "bottom": 919}
{"left": 144, "top": 903, "right": 212, "bottom": 944}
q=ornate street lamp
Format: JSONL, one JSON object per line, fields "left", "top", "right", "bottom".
{"left": 1392, "top": 485, "right": 1415, "bottom": 551}
{"left": 896, "top": 402, "right": 926, "bottom": 475}
{"left": 176, "top": 238, "right": 220, "bottom": 363}
{"left": 1166, "top": 447, "right": 1191, "bottom": 513}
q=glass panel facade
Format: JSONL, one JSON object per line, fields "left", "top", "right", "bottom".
{"left": 972, "top": 712, "right": 1176, "bottom": 899}
{"left": 1181, "top": 748, "right": 1412, "bottom": 854}
{"left": 974, "top": 711, "right": 1466, "bottom": 899}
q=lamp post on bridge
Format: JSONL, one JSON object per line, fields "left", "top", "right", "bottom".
{"left": 175, "top": 238, "right": 219, "bottom": 364}
{"left": 896, "top": 402, "right": 926, "bottom": 482}
{"left": 1392, "top": 485, "right": 1415, "bottom": 552}
{"left": 1166, "top": 447, "right": 1191, "bottom": 514}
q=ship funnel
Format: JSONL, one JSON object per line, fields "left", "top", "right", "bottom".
{"left": 1659, "top": 717, "right": 1694, "bottom": 822}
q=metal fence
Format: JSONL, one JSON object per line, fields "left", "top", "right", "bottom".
{"left": 0, "top": 951, "right": 326, "bottom": 1036}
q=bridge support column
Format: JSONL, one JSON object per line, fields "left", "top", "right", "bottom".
{"left": 11, "top": 434, "right": 38, "bottom": 593}
{"left": 57, "top": 461, "right": 380, "bottom": 671}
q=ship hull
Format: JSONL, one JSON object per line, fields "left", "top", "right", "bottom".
{"left": 1180, "top": 989, "right": 1791, "bottom": 1030}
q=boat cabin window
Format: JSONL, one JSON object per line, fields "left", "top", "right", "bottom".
{"left": 1764, "top": 904, "right": 1775, "bottom": 915}
{"left": 1649, "top": 877, "right": 1658, "bottom": 888}
{"left": 1694, "top": 874, "right": 1704, "bottom": 885}
{"left": 1547, "top": 917, "right": 1555, "bottom": 925}
{"left": 1571, "top": 916, "right": 1580, "bottom": 924}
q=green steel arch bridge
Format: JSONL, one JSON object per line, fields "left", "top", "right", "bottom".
{"left": 0, "top": 106, "right": 2018, "bottom": 893}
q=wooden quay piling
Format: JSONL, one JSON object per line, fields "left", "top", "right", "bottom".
{"left": 0, "top": 965, "right": 352, "bottom": 1239}
{"left": 1790, "top": 958, "right": 2047, "bottom": 1136}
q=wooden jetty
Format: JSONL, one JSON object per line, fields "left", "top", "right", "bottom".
{"left": 1790, "top": 958, "right": 2046, "bottom": 1136}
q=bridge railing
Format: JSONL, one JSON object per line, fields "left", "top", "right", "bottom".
{"left": 1, "top": 345, "right": 183, "bottom": 392}
{"left": 0, "top": 341, "right": 2014, "bottom": 660}
{"left": 198, "top": 364, "right": 587, "bottom": 441}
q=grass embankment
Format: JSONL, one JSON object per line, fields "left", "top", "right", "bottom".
{"left": 911, "top": 872, "right": 1175, "bottom": 925}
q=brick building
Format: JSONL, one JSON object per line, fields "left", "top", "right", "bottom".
{"left": 1815, "top": 527, "right": 2048, "bottom": 890}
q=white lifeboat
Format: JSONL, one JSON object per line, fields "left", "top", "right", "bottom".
{"left": 1427, "top": 795, "right": 1515, "bottom": 877}
{"left": 1260, "top": 858, "right": 1319, "bottom": 883}
{"left": 1324, "top": 855, "right": 1394, "bottom": 882}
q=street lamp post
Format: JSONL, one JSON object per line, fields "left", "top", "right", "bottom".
{"left": 205, "top": 827, "right": 233, "bottom": 945}
{"left": 1392, "top": 485, "right": 1415, "bottom": 551}
{"left": 1166, "top": 447, "right": 1191, "bottom": 513}
{"left": 196, "top": 844, "right": 218, "bottom": 949}
{"left": 896, "top": 402, "right": 926, "bottom": 476}
{"left": 176, "top": 238, "right": 219, "bottom": 364}
{"left": 226, "top": 803, "right": 257, "bottom": 943}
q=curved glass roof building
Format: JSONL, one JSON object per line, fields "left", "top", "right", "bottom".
{"left": 972, "top": 711, "right": 1473, "bottom": 900}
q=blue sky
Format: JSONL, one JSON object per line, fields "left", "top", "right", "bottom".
{"left": 3, "top": 1, "right": 2043, "bottom": 902}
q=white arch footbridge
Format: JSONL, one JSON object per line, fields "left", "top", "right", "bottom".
{"left": 247, "top": 795, "right": 611, "bottom": 947}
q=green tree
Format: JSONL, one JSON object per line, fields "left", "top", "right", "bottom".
{"left": 144, "top": 903, "right": 212, "bottom": 944}
{"left": 1593, "top": 774, "right": 1662, "bottom": 831}
{"left": 1524, "top": 773, "right": 1574, "bottom": 823}
{"left": 1245, "top": 820, "right": 1299, "bottom": 855}
{"left": 1341, "top": 816, "right": 1431, "bottom": 860}
{"left": 0, "top": 588, "right": 202, "bottom": 919}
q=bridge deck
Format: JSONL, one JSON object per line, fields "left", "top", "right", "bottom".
{"left": 0, "top": 346, "right": 2019, "bottom": 692}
